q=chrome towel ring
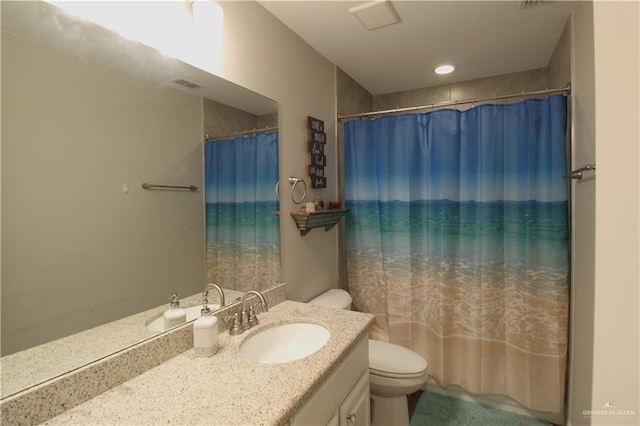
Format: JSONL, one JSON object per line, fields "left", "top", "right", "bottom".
{"left": 276, "top": 176, "right": 307, "bottom": 205}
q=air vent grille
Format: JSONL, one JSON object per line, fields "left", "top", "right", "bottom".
{"left": 349, "top": 0, "right": 401, "bottom": 31}
{"left": 172, "top": 79, "right": 201, "bottom": 89}
{"left": 520, "top": 0, "right": 544, "bottom": 9}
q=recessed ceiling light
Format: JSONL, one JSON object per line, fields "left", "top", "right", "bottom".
{"left": 435, "top": 64, "right": 456, "bottom": 75}
{"left": 349, "top": 0, "right": 401, "bottom": 31}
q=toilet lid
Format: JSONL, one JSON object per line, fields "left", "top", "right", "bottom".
{"left": 368, "top": 340, "right": 428, "bottom": 379}
{"left": 308, "top": 289, "right": 352, "bottom": 310}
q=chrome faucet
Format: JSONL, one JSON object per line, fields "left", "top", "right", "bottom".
{"left": 201, "top": 283, "right": 225, "bottom": 315}
{"left": 240, "top": 290, "right": 269, "bottom": 331}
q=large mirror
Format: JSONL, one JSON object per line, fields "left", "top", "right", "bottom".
{"left": 1, "top": 0, "right": 280, "bottom": 399}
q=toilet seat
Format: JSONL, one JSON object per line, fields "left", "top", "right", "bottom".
{"left": 368, "top": 340, "right": 428, "bottom": 379}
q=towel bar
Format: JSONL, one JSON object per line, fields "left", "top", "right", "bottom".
{"left": 562, "top": 164, "right": 595, "bottom": 180}
{"left": 141, "top": 183, "right": 198, "bottom": 191}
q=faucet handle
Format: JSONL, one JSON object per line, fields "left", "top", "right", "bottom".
{"left": 225, "top": 313, "right": 243, "bottom": 336}
{"left": 247, "top": 305, "right": 259, "bottom": 328}
{"left": 240, "top": 308, "right": 248, "bottom": 327}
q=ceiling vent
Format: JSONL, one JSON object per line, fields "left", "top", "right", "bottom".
{"left": 349, "top": 0, "right": 401, "bottom": 31}
{"left": 172, "top": 79, "right": 201, "bottom": 89}
{"left": 520, "top": 0, "right": 544, "bottom": 9}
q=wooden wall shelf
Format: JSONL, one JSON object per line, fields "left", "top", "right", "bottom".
{"left": 287, "top": 209, "right": 350, "bottom": 236}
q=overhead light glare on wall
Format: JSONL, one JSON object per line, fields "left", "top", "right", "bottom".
{"left": 435, "top": 64, "right": 456, "bottom": 75}
{"left": 45, "top": 0, "right": 224, "bottom": 75}
{"left": 349, "top": 0, "right": 401, "bottom": 31}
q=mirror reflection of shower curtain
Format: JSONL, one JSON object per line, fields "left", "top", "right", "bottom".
{"left": 205, "top": 132, "right": 280, "bottom": 292}
{"left": 344, "top": 95, "right": 569, "bottom": 415}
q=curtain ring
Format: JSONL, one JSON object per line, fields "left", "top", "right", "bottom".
{"left": 275, "top": 181, "right": 280, "bottom": 200}
{"left": 287, "top": 176, "right": 307, "bottom": 204}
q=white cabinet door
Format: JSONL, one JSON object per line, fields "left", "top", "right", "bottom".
{"left": 339, "top": 371, "right": 370, "bottom": 426}
{"left": 290, "top": 337, "right": 368, "bottom": 426}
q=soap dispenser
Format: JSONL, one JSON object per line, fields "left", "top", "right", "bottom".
{"left": 163, "top": 293, "right": 186, "bottom": 329}
{"left": 193, "top": 313, "right": 219, "bottom": 357}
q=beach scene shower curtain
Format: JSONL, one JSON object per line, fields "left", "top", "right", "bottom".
{"left": 344, "top": 95, "right": 569, "bottom": 413}
{"left": 205, "top": 132, "right": 279, "bottom": 292}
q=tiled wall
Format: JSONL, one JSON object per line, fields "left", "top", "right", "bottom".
{"left": 373, "top": 67, "right": 550, "bottom": 112}
{"left": 203, "top": 98, "right": 278, "bottom": 139}
{"left": 337, "top": 67, "right": 374, "bottom": 116}
{"left": 547, "top": 19, "right": 572, "bottom": 90}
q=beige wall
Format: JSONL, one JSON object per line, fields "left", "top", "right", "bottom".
{"left": 1, "top": 32, "right": 205, "bottom": 355}
{"left": 569, "top": 1, "right": 640, "bottom": 425}
{"left": 214, "top": 2, "right": 339, "bottom": 303}
{"left": 590, "top": 0, "right": 638, "bottom": 424}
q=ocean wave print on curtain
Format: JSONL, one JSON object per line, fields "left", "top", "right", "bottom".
{"left": 205, "top": 132, "right": 279, "bottom": 292}
{"left": 344, "top": 95, "right": 569, "bottom": 414}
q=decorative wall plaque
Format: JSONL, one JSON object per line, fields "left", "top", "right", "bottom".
{"left": 307, "top": 116, "right": 326, "bottom": 188}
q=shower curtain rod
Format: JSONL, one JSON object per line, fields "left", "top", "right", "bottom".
{"left": 338, "top": 84, "right": 571, "bottom": 121}
{"left": 205, "top": 126, "right": 278, "bottom": 141}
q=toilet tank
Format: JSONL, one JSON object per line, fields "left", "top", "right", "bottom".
{"left": 308, "top": 289, "right": 353, "bottom": 310}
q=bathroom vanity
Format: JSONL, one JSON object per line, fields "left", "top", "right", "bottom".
{"left": 290, "top": 337, "right": 370, "bottom": 426}
{"left": 35, "top": 300, "right": 373, "bottom": 425}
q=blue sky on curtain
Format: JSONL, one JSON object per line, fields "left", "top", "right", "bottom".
{"left": 204, "top": 132, "right": 279, "bottom": 292}
{"left": 344, "top": 95, "right": 569, "bottom": 414}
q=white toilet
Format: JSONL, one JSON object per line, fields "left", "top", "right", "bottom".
{"left": 309, "top": 289, "right": 428, "bottom": 426}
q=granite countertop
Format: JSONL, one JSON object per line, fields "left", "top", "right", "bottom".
{"left": 1, "top": 289, "right": 244, "bottom": 399}
{"left": 43, "top": 301, "right": 374, "bottom": 425}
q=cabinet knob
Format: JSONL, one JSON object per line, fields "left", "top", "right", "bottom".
{"left": 347, "top": 413, "right": 357, "bottom": 423}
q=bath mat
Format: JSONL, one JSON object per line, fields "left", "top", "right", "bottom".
{"left": 409, "top": 392, "right": 552, "bottom": 426}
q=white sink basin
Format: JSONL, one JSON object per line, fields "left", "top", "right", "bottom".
{"left": 239, "top": 322, "right": 330, "bottom": 364}
{"left": 145, "top": 304, "right": 220, "bottom": 332}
